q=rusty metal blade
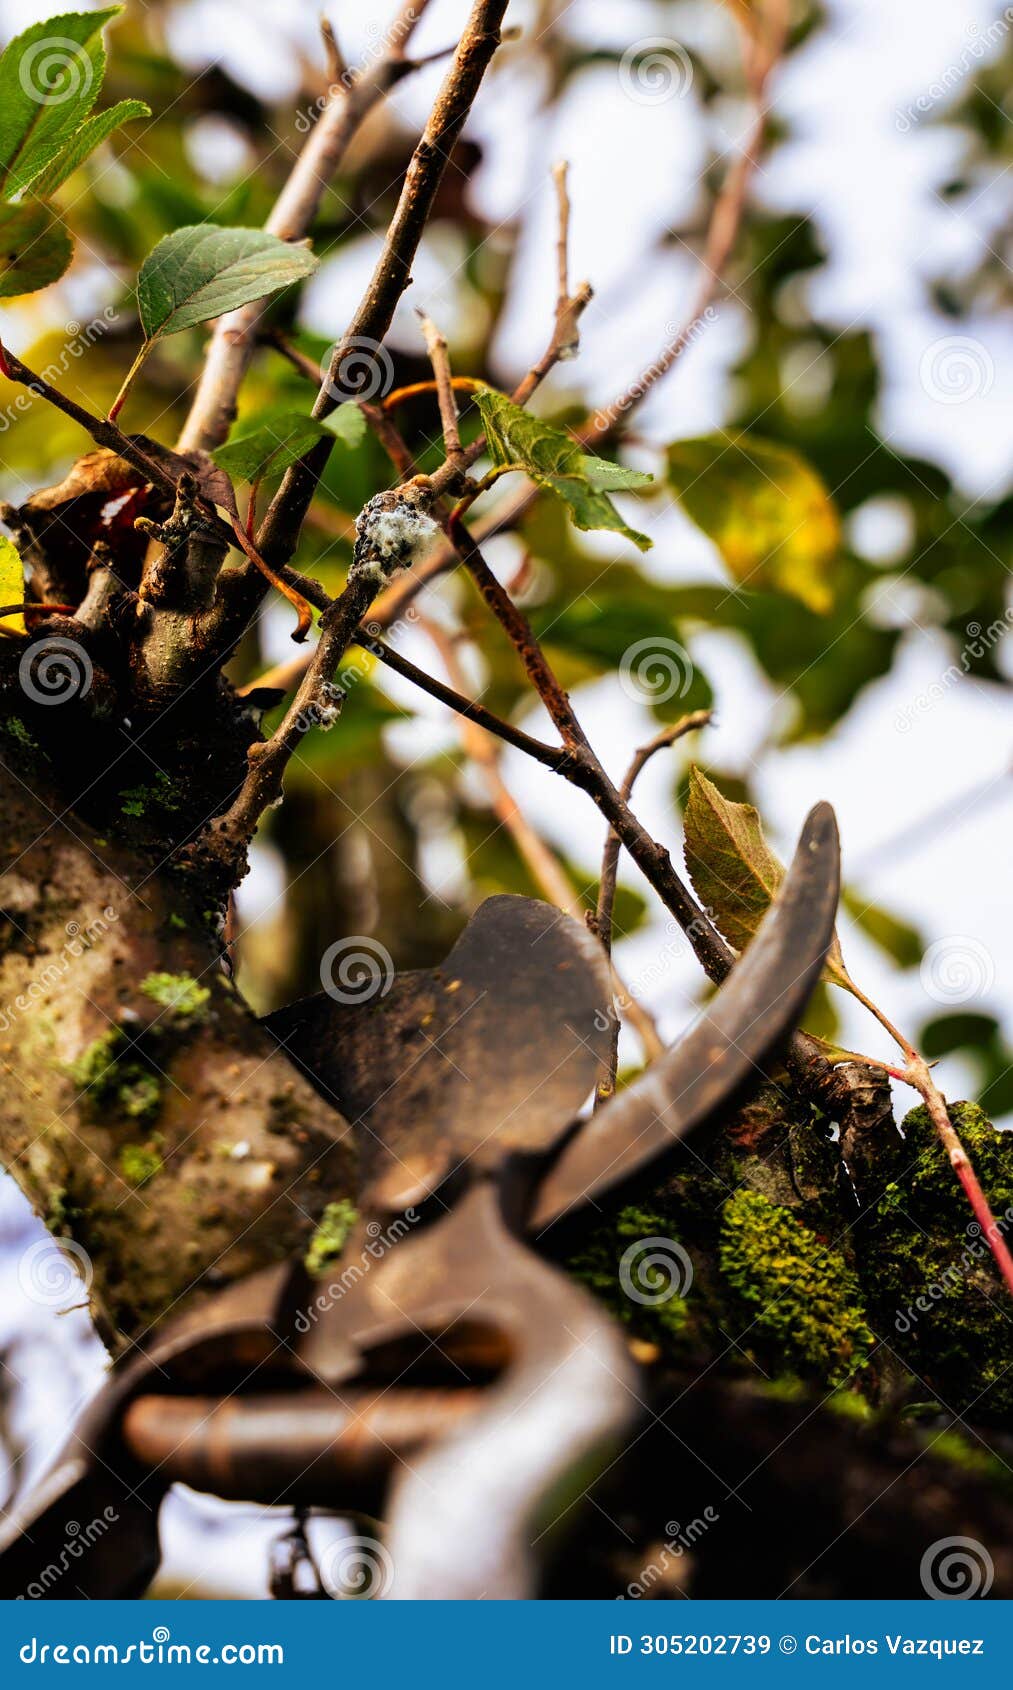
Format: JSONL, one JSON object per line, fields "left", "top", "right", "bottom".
{"left": 267, "top": 895, "right": 612, "bottom": 1213}
{"left": 530, "top": 801, "right": 840, "bottom": 1232}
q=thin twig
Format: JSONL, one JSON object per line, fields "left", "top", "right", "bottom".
{"left": 446, "top": 510, "right": 734, "bottom": 982}
{"left": 177, "top": 0, "right": 433, "bottom": 453}
{"left": 422, "top": 615, "right": 664, "bottom": 1061}
{"left": 594, "top": 713, "right": 712, "bottom": 1102}
{"left": 256, "top": 0, "right": 511, "bottom": 569}
{"left": 417, "top": 311, "right": 466, "bottom": 467}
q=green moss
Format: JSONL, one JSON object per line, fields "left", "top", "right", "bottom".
{"left": 118, "top": 1142, "right": 164, "bottom": 1186}
{"left": 2, "top": 715, "right": 39, "bottom": 749}
{"left": 568, "top": 1202, "right": 692, "bottom": 1344}
{"left": 67, "top": 1028, "right": 126, "bottom": 1091}
{"left": 719, "top": 1189, "right": 873, "bottom": 1388}
{"left": 141, "top": 971, "right": 211, "bottom": 1020}
{"left": 863, "top": 1101, "right": 1013, "bottom": 1419}
{"left": 304, "top": 1199, "right": 359, "bottom": 1276}
{"left": 118, "top": 771, "right": 178, "bottom": 818}
{"left": 167, "top": 912, "right": 187, "bottom": 930}
{"left": 66, "top": 1028, "right": 163, "bottom": 1123}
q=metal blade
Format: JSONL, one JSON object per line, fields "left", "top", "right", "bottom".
{"left": 530, "top": 801, "right": 840, "bottom": 1232}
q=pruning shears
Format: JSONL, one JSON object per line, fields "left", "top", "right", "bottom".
{"left": 0, "top": 804, "right": 839, "bottom": 1599}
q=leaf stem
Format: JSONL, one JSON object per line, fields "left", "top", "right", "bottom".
{"left": 107, "top": 339, "right": 153, "bottom": 422}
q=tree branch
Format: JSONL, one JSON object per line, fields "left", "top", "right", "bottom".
{"left": 176, "top": 0, "right": 433, "bottom": 453}
{"left": 255, "top": 0, "right": 511, "bottom": 569}
{"left": 594, "top": 712, "right": 712, "bottom": 1100}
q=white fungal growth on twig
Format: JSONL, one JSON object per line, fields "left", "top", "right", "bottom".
{"left": 351, "top": 488, "right": 438, "bottom": 586}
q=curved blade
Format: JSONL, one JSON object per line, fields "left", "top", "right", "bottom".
{"left": 530, "top": 801, "right": 840, "bottom": 1233}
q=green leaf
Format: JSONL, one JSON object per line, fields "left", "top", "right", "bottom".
{"left": 0, "top": 534, "right": 26, "bottom": 632}
{"left": 666, "top": 432, "right": 840, "bottom": 613}
{"left": 29, "top": 96, "right": 149, "bottom": 196}
{"left": 214, "top": 402, "right": 365, "bottom": 484}
{"left": 0, "top": 9, "right": 120, "bottom": 200}
{"left": 683, "top": 765, "right": 850, "bottom": 987}
{"left": 841, "top": 888, "right": 923, "bottom": 970}
{"left": 0, "top": 200, "right": 72, "bottom": 297}
{"left": 214, "top": 413, "right": 328, "bottom": 484}
{"left": 474, "top": 386, "right": 653, "bottom": 551}
{"left": 577, "top": 455, "right": 654, "bottom": 493}
{"left": 137, "top": 225, "right": 318, "bottom": 343}
{"left": 322, "top": 401, "right": 367, "bottom": 449}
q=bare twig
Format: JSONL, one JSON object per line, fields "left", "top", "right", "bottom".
{"left": 177, "top": 0, "right": 433, "bottom": 453}
{"left": 417, "top": 312, "right": 466, "bottom": 468}
{"left": 594, "top": 713, "right": 711, "bottom": 1101}
{"left": 446, "top": 510, "right": 733, "bottom": 982}
{"left": 256, "top": 0, "right": 511, "bottom": 569}
{"left": 422, "top": 615, "right": 664, "bottom": 1061}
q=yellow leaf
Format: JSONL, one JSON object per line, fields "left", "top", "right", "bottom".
{"left": 666, "top": 432, "right": 840, "bottom": 614}
{"left": 0, "top": 534, "right": 25, "bottom": 633}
